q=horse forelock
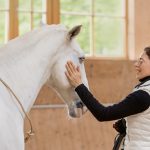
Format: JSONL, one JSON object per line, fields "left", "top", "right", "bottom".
{"left": 67, "top": 39, "right": 84, "bottom": 58}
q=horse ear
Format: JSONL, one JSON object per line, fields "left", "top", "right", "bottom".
{"left": 67, "top": 25, "right": 82, "bottom": 40}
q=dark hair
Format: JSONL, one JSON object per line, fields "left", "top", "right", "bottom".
{"left": 144, "top": 47, "right": 150, "bottom": 59}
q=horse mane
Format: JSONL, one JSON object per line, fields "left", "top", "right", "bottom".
{"left": 0, "top": 24, "right": 68, "bottom": 64}
{"left": 0, "top": 24, "right": 68, "bottom": 54}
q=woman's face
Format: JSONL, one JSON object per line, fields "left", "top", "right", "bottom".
{"left": 134, "top": 51, "right": 150, "bottom": 80}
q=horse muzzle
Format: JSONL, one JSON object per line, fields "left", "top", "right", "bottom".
{"left": 68, "top": 100, "right": 88, "bottom": 118}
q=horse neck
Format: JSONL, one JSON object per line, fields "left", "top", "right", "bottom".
{"left": 0, "top": 26, "right": 66, "bottom": 112}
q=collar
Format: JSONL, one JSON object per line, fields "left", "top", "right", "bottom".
{"left": 135, "top": 76, "right": 150, "bottom": 88}
{"left": 139, "top": 76, "right": 150, "bottom": 82}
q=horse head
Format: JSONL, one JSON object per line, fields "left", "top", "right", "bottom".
{"left": 47, "top": 25, "right": 89, "bottom": 118}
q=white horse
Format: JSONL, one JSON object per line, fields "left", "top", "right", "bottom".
{"left": 0, "top": 24, "right": 88, "bottom": 150}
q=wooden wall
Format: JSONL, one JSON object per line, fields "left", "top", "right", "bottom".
{"left": 128, "top": 0, "right": 150, "bottom": 59}
{"left": 25, "top": 59, "right": 137, "bottom": 150}
{"left": 134, "top": 0, "right": 150, "bottom": 58}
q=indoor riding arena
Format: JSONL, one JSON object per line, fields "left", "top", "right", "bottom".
{"left": 0, "top": 0, "right": 150, "bottom": 150}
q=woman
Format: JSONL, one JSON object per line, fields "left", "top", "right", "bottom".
{"left": 65, "top": 47, "right": 150, "bottom": 149}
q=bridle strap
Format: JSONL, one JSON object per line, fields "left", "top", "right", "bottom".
{"left": 0, "top": 78, "right": 34, "bottom": 143}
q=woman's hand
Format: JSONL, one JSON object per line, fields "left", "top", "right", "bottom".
{"left": 65, "top": 61, "right": 82, "bottom": 88}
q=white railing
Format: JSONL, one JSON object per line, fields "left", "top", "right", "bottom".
{"left": 32, "top": 104, "right": 66, "bottom": 109}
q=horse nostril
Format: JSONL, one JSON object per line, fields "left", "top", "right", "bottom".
{"left": 76, "top": 101, "right": 84, "bottom": 108}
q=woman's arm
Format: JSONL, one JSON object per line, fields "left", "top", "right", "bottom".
{"left": 65, "top": 61, "right": 150, "bottom": 121}
{"left": 75, "top": 84, "right": 150, "bottom": 121}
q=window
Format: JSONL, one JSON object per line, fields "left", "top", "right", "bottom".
{"left": 0, "top": 0, "right": 127, "bottom": 58}
{"left": 0, "top": 0, "right": 59, "bottom": 46}
{"left": 18, "top": 0, "right": 46, "bottom": 36}
{"left": 60, "top": 0, "right": 127, "bottom": 58}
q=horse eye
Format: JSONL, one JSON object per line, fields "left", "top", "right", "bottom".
{"left": 79, "top": 57, "right": 85, "bottom": 63}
